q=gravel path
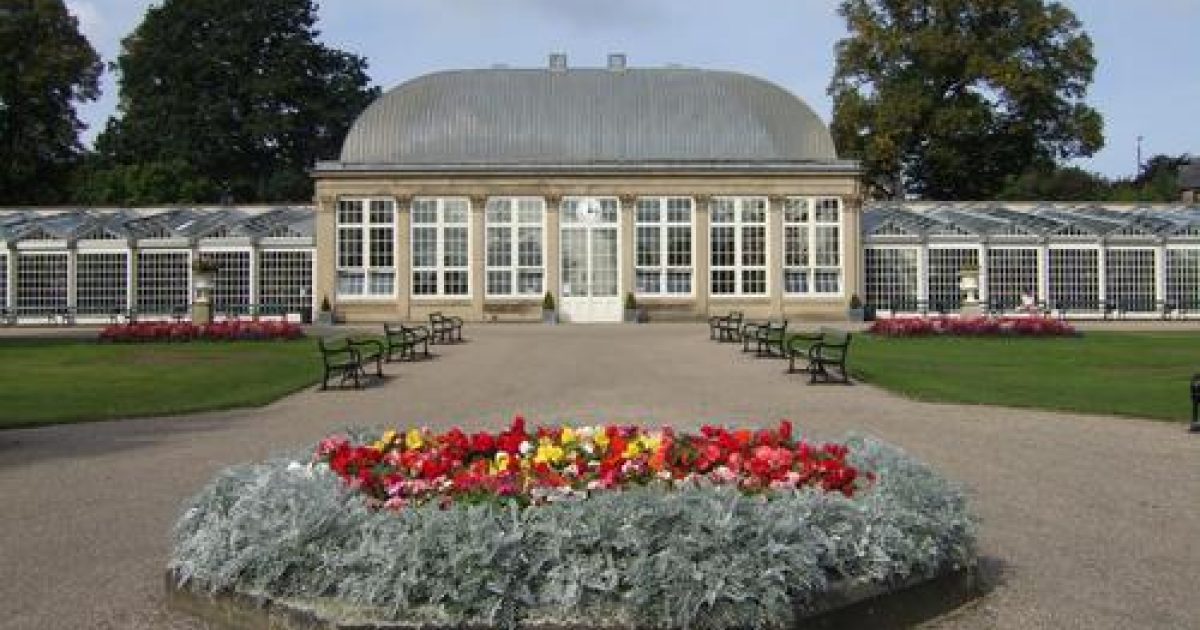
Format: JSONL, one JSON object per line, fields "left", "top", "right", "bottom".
{"left": 1, "top": 323, "right": 1197, "bottom": 629}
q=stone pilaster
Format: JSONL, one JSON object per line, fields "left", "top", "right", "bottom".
{"left": 544, "top": 194, "right": 562, "bottom": 304}
{"left": 768, "top": 195, "right": 786, "bottom": 317}
{"left": 693, "top": 195, "right": 711, "bottom": 317}
{"left": 619, "top": 194, "right": 638, "bottom": 301}
{"left": 469, "top": 195, "right": 488, "bottom": 322}
{"left": 314, "top": 194, "right": 337, "bottom": 316}
{"left": 843, "top": 196, "right": 864, "bottom": 306}
{"left": 392, "top": 194, "right": 412, "bottom": 321}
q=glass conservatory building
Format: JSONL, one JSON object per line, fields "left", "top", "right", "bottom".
{"left": 863, "top": 203, "right": 1200, "bottom": 317}
{"left": 0, "top": 207, "right": 314, "bottom": 324}
{"left": 309, "top": 56, "right": 865, "bottom": 323}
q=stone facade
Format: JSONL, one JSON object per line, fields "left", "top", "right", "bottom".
{"left": 312, "top": 171, "right": 863, "bottom": 324}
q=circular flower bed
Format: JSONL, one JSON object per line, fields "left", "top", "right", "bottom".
{"left": 869, "top": 315, "right": 1076, "bottom": 337}
{"left": 170, "top": 418, "right": 977, "bottom": 629}
{"left": 99, "top": 320, "right": 304, "bottom": 342}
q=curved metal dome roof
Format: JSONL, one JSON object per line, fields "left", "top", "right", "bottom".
{"left": 335, "top": 67, "right": 840, "bottom": 168}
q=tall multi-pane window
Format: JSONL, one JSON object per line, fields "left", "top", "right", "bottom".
{"left": 986, "top": 248, "right": 1038, "bottom": 310}
{"left": 412, "top": 197, "right": 470, "bottom": 297}
{"left": 864, "top": 248, "right": 918, "bottom": 310}
{"left": 336, "top": 198, "right": 395, "bottom": 297}
{"left": 486, "top": 197, "right": 544, "bottom": 296}
{"left": 136, "top": 251, "right": 190, "bottom": 314}
{"left": 783, "top": 198, "right": 842, "bottom": 295}
{"left": 259, "top": 250, "right": 313, "bottom": 315}
{"left": 1105, "top": 249, "right": 1156, "bottom": 312}
{"left": 16, "top": 253, "right": 68, "bottom": 314}
{"left": 635, "top": 197, "right": 693, "bottom": 295}
{"left": 206, "top": 250, "right": 251, "bottom": 311}
{"left": 927, "top": 248, "right": 978, "bottom": 311}
{"left": 1167, "top": 249, "right": 1200, "bottom": 310}
{"left": 710, "top": 197, "right": 767, "bottom": 295}
{"left": 1048, "top": 248, "right": 1099, "bottom": 310}
{"left": 76, "top": 252, "right": 128, "bottom": 315}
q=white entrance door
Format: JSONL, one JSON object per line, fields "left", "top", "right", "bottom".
{"left": 560, "top": 197, "right": 621, "bottom": 322}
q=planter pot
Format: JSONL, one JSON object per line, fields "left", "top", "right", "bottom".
{"left": 316, "top": 311, "right": 334, "bottom": 326}
{"left": 624, "top": 308, "right": 638, "bottom": 323}
{"left": 847, "top": 308, "right": 865, "bottom": 322}
{"left": 863, "top": 306, "right": 876, "bottom": 322}
{"left": 637, "top": 307, "right": 649, "bottom": 323}
{"left": 542, "top": 309, "right": 558, "bottom": 324}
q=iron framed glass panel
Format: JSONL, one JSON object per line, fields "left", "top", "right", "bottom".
{"left": 986, "top": 248, "right": 1038, "bottom": 311}
{"left": 485, "top": 197, "right": 545, "bottom": 297}
{"left": 635, "top": 197, "right": 693, "bottom": 296}
{"left": 0, "top": 253, "right": 8, "bottom": 311}
{"left": 412, "top": 197, "right": 471, "bottom": 297}
{"left": 710, "top": 197, "right": 767, "bottom": 296}
{"left": 258, "top": 250, "right": 313, "bottom": 316}
{"left": 1105, "top": 248, "right": 1157, "bottom": 312}
{"left": 206, "top": 250, "right": 252, "bottom": 312}
{"left": 136, "top": 251, "right": 190, "bottom": 315}
{"left": 76, "top": 252, "right": 128, "bottom": 315}
{"left": 337, "top": 198, "right": 395, "bottom": 297}
{"left": 927, "top": 248, "right": 978, "bottom": 312}
{"left": 1048, "top": 248, "right": 1099, "bottom": 311}
{"left": 16, "top": 253, "right": 68, "bottom": 315}
{"left": 1167, "top": 249, "right": 1200, "bottom": 311}
{"left": 783, "top": 197, "right": 843, "bottom": 295}
{"left": 864, "top": 247, "right": 919, "bottom": 311}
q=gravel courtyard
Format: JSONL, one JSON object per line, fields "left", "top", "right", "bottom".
{"left": 1, "top": 323, "right": 1197, "bottom": 629}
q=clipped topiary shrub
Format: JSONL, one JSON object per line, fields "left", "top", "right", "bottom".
{"left": 169, "top": 419, "right": 977, "bottom": 629}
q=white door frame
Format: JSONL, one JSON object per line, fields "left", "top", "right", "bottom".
{"left": 560, "top": 197, "right": 621, "bottom": 323}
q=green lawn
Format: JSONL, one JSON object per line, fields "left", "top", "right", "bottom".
{"left": 847, "top": 331, "right": 1197, "bottom": 422}
{"left": 0, "top": 338, "right": 321, "bottom": 428}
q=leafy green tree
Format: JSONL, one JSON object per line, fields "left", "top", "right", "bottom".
{"left": 95, "top": 0, "right": 378, "bottom": 203}
{"left": 829, "top": 0, "right": 1104, "bottom": 200}
{"left": 70, "top": 158, "right": 219, "bottom": 205}
{"left": 0, "top": 0, "right": 101, "bottom": 204}
{"left": 997, "top": 166, "right": 1107, "bottom": 201}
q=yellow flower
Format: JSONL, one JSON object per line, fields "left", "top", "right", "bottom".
{"left": 405, "top": 428, "right": 424, "bottom": 450}
{"left": 623, "top": 441, "right": 643, "bottom": 458}
{"left": 594, "top": 430, "right": 609, "bottom": 448}
{"left": 641, "top": 433, "right": 662, "bottom": 453}
{"left": 492, "top": 451, "right": 511, "bottom": 475}
{"left": 560, "top": 426, "right": 577, "bottom": 445}
{"left": 535, "top": 442, "right": 565, "bottom": 465}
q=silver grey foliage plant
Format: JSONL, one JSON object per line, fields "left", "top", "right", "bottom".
{"left": 170, "top": 434, "right": 976, "bottom": 629}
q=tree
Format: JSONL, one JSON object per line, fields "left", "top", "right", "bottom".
{"left": 0, "top": 0, "right": 101, "bottom": 204}
{"left": 95, "top": 0, "right": 378, "bottom": 203}
{"left": 996, "top": 154, "right": 1190, "bottom": 202}
{"left": 829, "top": 0, "right": 1104, "bottom": 200}
{"left": 70, "top": 157, "right": 219, "bottom": 205}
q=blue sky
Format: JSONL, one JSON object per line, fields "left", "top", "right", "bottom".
{"left": 68, "top": 0, "right": 1198, "bottom": 179}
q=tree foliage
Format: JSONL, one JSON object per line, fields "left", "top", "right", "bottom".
{"left": 95, "top": 0, "right": 378, "bottom": 203}
{"left": 997, "top": 154, "right": 1190, "bottom": 202}
{"left": 829, "top": 0, "right": 1104, "bottom": 200}
{"left": 0, "top": 0, "right": 101, "bottom": 204}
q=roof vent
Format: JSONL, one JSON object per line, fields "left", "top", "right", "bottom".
{"left": 548, "top": 53, "right": 567, "bottom": 72}
{"left": 607, "top": 53, "right": 627, "bottom": 72}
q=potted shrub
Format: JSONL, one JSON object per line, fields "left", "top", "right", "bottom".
{"left": 847, "top": 294, "right": 866, "bottom": 322}
{"left": 541, "top": 292, "right": 557, "bottom": 324}
{"left": 316, "top": 296, "right": 334, "bottom": 326}
{"left": 624, "top": 292, "right": 638, "bottom": 323}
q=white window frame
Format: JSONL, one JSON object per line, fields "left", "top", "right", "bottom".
{"left": 336, "top": 197, "right": 396, "bottom": 300}
{"left": 411, "top": 197, "right": 472, "bottom": 299}
{"left": 259, "top": 248, "right": 316, "bottom": 317}
{"left": 75, "top": 249, "right": 131, "bottom": 315}
{"left": 709, "top": 196, "right": 769, "bottom": 297}
{"left": 634, "top": 197, "right": 695, "bottom": 297}
{"left": 485, "top": 197, "right": 546, "bottom": 298}
{"left": 783, "top": 197, "right": 844, "bottom": 297}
